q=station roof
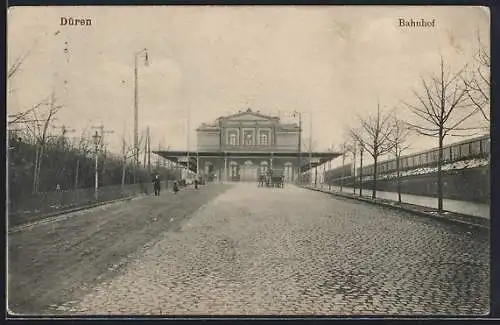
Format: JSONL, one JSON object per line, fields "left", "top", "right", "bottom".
{"left": 153, "top": 150, "right": 342, "bottom": 173}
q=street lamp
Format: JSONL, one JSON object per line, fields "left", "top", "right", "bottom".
{"left": 133, "top": 48, "right": 149, "bottom": 184}
{"left": 92, "top": 130, "right": 101, "bottom": 200}
{"left": 292, "top": 111, "right": 302, "bottom": 185}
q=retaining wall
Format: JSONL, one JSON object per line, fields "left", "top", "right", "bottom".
{"left": 329, "top": 166, "right": 490, "bottom": 203}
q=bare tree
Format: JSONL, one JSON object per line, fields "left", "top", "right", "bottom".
{"left": 121, "top": 135, "right": 138, "bottom": 189}
{"left": 463, "top": 33, "right": 490, "bottom": 122}
{"left": 20, "top": 91, "right": 62, "bottom": 193}
{"left": 404, "top": 56, "right": 479, "bottom": 212}
{"left": 344, "top": 134, "right": 358, "bottom": 194}
{"left": 358, "top": 138, "right": 364, "bottom": 197}
{"left": 388, "top": 116, "right": 411, "bottom": 203}
{"left": 350, "top": 102, "right": 394, "bottom": 199}
{"left": 8, "top": 48, "right": 33, "bottom": 81}
{"left": 74, "top": 122, "right": 93, "bottom": 190}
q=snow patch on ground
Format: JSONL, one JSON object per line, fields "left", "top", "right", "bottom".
{"left": 361, "top": 158, "right": 489, "bottom": 181}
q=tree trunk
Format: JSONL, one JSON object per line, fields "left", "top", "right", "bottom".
{"left": 353, "top": 150, "right": 356, "bottom": 194}
{"left": 32, "top": 144, "right": 40, "bottom": 194}
{"left": 340, "top": 153, "right": 345, "bottom": 192}
{"left": 74, "top": 159, "right": 80, "bottom": 189}
{"left": 359, "top": 149, "right": 363, "bottom": 196}
{"left": 396, "top": 151, "right": 401, "bottom": 203}
{"left": 438, "top": 132, "right": 444, "bottom": 212}
{"left": 328, "top": 158, "right": 332, "bottom": 191}
{"left": 372, "top": 155, "right": 377, "bottom": 199}
{"left": 35, "top": 143, "right": 45, "bottom": 193}
{"left": 121, "top": 161, "right": 126, "bottom": 190}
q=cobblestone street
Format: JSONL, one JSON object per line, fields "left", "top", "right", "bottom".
{"left": 54, "top": 183, "right": 489, "bottom": 316}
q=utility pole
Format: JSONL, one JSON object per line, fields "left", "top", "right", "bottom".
{"left": 92, "top": 131, "right": 101, "bottom": 200}
{"left": 92, "top": 124, "right": 114, "bottom": 189}
{"left": 340, "top": 142, "right": 346, "bottom": 192}
{"left": 122, "top": 136, "right": 126, "bottom": 189}
{"left": 293, "top": 111, "right": 302, "bottom": 184}
{"left": 156, "top": 141, "right": 161, "bottom": 169}
{"left": 359, "top": 143, "right": 364, "bottom": 197}
{"left": 53, "top": 124, "right": 76, "bottom": 189}
{"left": 147, "top": 126, "right": 151, "bottom": 175}
{"left": 53, "top": 124, "right": 76, "bottom": 142}
{"left": 143, "top": 130, "right": 147, "bottom": 169}
{"left": 352, "top": 141, "right": 357, "bottom": 194}
{"left": 309, "top": 112, "right": 312, "bottom": 185}
{"left": 134, "top": 48, "right": 149, "bottom": 184}
{"left": 186, "top": 106, "right": 191, "bottom": 180}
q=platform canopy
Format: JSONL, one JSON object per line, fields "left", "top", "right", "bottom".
{"left": 153, "top": 150, "right": 342, "bottom": 173}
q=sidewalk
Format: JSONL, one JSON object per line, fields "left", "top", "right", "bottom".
{"left": 305, "top": 185, "right": 490, "bottom": 229}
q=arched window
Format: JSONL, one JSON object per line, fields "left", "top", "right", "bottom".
{"left": 284, "top": 162, "right": 293, "bottom": 181}
{"left": 260, "top": 161, "right": 268, "bottom": 175}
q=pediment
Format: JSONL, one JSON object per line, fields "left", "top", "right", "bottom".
{"left": 226, "top": 113, "right": 272, "bottom": 122}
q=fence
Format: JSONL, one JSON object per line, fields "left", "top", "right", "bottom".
{"left": 324, "top": 166, "right": 489, "bottom": 203}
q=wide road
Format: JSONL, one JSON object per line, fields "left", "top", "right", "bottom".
{"left": 9, "top": 183, "right": 489, "bottom": 316}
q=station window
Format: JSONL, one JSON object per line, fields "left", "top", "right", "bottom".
{"left": 259, "top": 131, "right": 270, "bottom": 145}
{"left": 227, "top": 131, "right": 238, "bottom": 146}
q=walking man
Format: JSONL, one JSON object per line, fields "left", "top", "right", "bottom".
{"left": 153, "top": 175, "right": 161, "bottom": 196}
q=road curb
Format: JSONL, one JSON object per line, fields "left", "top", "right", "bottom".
{"left": 303, "top": 186, "right": 489, "bottom": 230}
{"left": 8, "top": 195, "right": 145, "bottom": 232}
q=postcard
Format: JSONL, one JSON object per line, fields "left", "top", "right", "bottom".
{"left": 7, "top": 5, "right": 490, "bottom": 317}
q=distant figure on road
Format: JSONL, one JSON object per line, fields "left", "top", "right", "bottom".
{"left": 153, "top": 175, "right": 161, "bottom": 196}
{"left": 194, "top": 178, "right": 198, "bottom": 190}
{"left": 173, "top": 181, "right": 179, "bottom": 194}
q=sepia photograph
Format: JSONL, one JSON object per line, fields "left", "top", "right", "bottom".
{"left": 6, "top": 5, "right": 490, "bottom": 316}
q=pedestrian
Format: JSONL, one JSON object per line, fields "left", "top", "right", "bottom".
{"left": 56, "top": 184, "right": 62, "bottom": 207}
{"left": 173, "top": 180, "right": 179, "bottom": 194}
{"left": 153, "top": 175, "right": 161, "bottom": 196}
{"left": 194, "top": 178, "right": 198, "bottom": 190}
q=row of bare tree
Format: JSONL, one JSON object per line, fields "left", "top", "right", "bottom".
{"left": 338, "top": 39, "right": 489, "bottom": 212}
{"left": 7, "top": 51, "right": 180, "bottom": 204}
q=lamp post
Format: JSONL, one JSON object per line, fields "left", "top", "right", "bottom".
{"left": 133, "top": 48, "right": 149, "bottom": 184}
{"left": 292, "top": 111, "right": 302, "bottom": 184}
{"left": 92, "top": 130, "right": 101, "bottom": 200}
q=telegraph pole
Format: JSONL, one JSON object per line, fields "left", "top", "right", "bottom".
{"left": 293, "top": 111, "right": 302, "bottom": 184}
{"left": 133, "top": 48, "right": 149, "bottom": 184}
{"left": 186, "top": 106, "right": 191, "bottom": 180}
{"left": 147, "top": 126, "right": 151, "bottom": 174}
{"left": 359, "top": 143, "right": 364, "bottom": 197}
{"left": 309, "top": 112, "right": 312, "bottom": 185}
{"left": 92, "top": 124, "right": 114, "bottom": 190}
{"left": 53, "top": 124, "right": 76, "bottom": 189}
{"left": 53, "top": 124, "right": 76, "bottom": 139}
{"left": 92, "top": 131, "right": 101, "bottom": 200}
{"left": 122, "top": 136, "right": 126, "bottom": 189}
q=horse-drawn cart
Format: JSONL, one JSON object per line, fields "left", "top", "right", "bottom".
{"left": 257, "top": 168, "right": 284, "bottom": 188}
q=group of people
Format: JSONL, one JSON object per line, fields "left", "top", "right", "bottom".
{"left": 151, "top": 175, "right": 200, "bottom": 196}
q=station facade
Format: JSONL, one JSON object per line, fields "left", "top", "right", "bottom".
{"left": 155, "top": 108, "right": 340, "bottom": 183}
{"left": 197, "top": 108, "right": 301, "bottom": 182}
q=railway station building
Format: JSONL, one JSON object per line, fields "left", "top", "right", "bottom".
{"left": 154, "top": 108, "right": 341, "bottom": 183}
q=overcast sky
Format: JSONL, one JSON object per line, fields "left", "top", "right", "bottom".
{"left": 7, "top": 6, "right": 489, "bottom": 167}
